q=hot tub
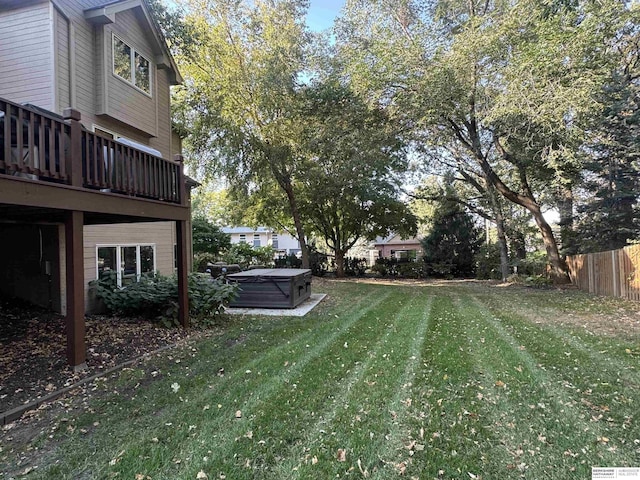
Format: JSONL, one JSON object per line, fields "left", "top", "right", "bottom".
{"left": 226, "top": 268, "right": 312, "bottom": 309}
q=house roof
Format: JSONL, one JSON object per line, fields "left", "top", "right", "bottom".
{"left": 84, "top": 0, "right": 183, "bottom": 85}
{"left": 221, "top": 226, "right": 273, "bottom": 234}
{"left": 374, "top": 233, "right": 422, "bottom": 247}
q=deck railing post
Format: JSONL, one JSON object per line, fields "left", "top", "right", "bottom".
{"left": 63, "top": 108, "right": 83, "bottom": 187}
{"left": 174, "top": 154, "right": 187, "bottom": 206}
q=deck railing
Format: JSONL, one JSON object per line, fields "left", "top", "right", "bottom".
{"left": 0, "top": 98, "right": 184, "bottom": 204}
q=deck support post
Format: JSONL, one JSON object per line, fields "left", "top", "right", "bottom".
{"left": 65, "top": 210, "right": 86, "bottom": 369}
{"left": 174, "top": 154, "right": 189, "bottom": 328}
{"left": 176, "top": 219, "right": 189, "bottom": 328}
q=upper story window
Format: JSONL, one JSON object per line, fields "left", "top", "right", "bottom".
{"left": 113, "top": 34, "right": 152, "bottom": 96}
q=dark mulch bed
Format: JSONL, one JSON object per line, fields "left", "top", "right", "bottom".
{"left": 0, "top": 296, "right": 192, "bottom": 415}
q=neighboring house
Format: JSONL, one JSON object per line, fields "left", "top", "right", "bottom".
{"left": 222, "top": 226, "right": 301, "bottom": 257}
{"left": 372, "top": 234, "right": 424, "bottom": 264}
{"left": 0, "top": 0, "right": 192, "bottom": 368}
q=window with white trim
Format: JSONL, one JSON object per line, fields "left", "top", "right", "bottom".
{"left": 253, "top": 234, "right": 261, "bottom": 247}
{"left": 113, "top": 34, "right": 152, "bottom": 95}
{"left": 271, "top": 233, "right": 278, "bottom": 249}
{"left": 97, "top": 244, "right": 155, "bottom": 287}
{"left": 239, "top": 234, "right": 246, "bottom": 244}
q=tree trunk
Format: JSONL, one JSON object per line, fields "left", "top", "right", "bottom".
{"left": 281, "top": 181, "right": 310, "bottom": 269}
{"left": 475, "top": 149, "right": 569, "bottom": 283}
{"left": 556, "top": 184, "right": 575, "bottom": 255}
{"left": 335, "top": 249, "right": 345, "bottom": 277}
{"left": 529, "top": 203, "right": 569, "bottom": 283}
{"left": 495, "top": 212, "right": 510, "bottom": 282}
{"left": 488, "top": 187, "right": 510, "bottom": 281}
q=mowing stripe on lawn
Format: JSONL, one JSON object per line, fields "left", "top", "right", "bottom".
{"left": 457, "top": 293, "right": 636, "bottom": 477}
{"left": 147, "top": 287, "right": 406, "bottom": 479}
{"left": 468, "top": 290, "right": 640, "bottom": 444}
{"left": 468, "top": 290, "right": 640, "bottom": 388}
{"left": 273, "top": 289, "right": 434, "bottom": 479}
{"left": 30, "top": 286, "right": 395, "bottom": 480}
{"left": 384, "top": 292, "right": 506, "bottom": 479}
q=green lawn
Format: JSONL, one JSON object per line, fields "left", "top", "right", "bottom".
{"left": 2, "top": 279, "right": 639, "bottom": 479}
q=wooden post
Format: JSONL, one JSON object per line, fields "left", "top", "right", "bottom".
{"left": 65, "top": 210, "right": 86, "bottom": 369}
{"left": 176, "top": 219, "right": 189, "bottom": 328}
{"left": 63, "top": 108, "right": 83, "bottom": 187}
{"left": 174, "top": 154, "right": 189, "bottom": 328}
{"left": 174, "top": 154, "right": 187, "bottom": 206}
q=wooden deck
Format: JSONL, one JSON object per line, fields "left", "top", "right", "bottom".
{"left": 0, "top": 97, "right": 191, "bottom": 368}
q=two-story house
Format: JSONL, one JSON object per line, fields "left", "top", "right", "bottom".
{"left": 222, "top": 226, "right": 302, "bottom": 257}
{"left": 0, "top": 0, "right": 192, "bottom": 368}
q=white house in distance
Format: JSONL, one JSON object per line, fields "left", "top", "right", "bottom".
{"left": 222, "top": 226, "right": 301, "bottom": 257}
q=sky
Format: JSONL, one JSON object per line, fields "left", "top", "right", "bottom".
{"left": 306, "top": 0, "right": 345, "bottom": 32}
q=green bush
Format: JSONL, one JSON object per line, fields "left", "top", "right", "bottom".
{"left": 222, "top": 243, "right": 275, "bottom": 269}
{"left": 372, "top": 258, "right": 427, "bottom": 278}
{"left": 513, "top": 250, "right": 548, "bottom": 276}
{"left": 344, "top": 257, "right": 367, "bottom": 276}
{"left": 475, "top": 243, "right": 503, "bottom": 280}
{"left": 90, "top": 271, "right": 239, "bottom": 328}
{"left": 395, "top": 261, "right": 427, "bottom": 278}
{"left": 274, "top": 254, "right": 303, "bottom": 268}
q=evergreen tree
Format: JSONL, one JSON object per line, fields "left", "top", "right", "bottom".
{"left": 576, "top": 30, "right": 640, "bottom": 252}
{"left": 421, "top": 200, "right": 481, "bottom": 278}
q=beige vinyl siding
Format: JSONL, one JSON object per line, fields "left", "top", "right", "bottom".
{"left": 171, "top": 129, "right": 183, "bottom": 158}
{"left": 83, "top": 221, "right": 177, "bottom": 311}
{"left": 101, "top": 9, "right": 158, "bottom": 136}
{"left": 54, "top": 8, "right": 71, "bottom": 111}
{"left": 0, "top": 3, "right": 54, "bottom": 109}
{"left": 72, "top": 16, "right": 96, "bottom": 116}
{"left": 149, "top": 68, "right": 172, "bottom": 157}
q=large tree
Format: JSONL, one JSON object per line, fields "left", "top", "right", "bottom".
{"left": 173, "top": 0, "right": 314, "bottom": 267}
{"left": 575, "top": 21, "right": 640, "bottom": 252}
{"left": 298, "top": 80, "right": 417, "bottom": 276}
{"left": 336, "top": 0, "right": 635, "bottom": 282}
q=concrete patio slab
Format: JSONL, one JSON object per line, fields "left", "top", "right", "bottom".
{"left": 225, "top": 293, "right": 327, "bottom": 317}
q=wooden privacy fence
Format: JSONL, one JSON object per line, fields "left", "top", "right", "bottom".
{"left": 566, "top": 244, "right": 640, "bottom": 301}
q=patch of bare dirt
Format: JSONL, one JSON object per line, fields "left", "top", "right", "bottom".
{"left": 0, "top": 297, "right": 194, "bottom": 415}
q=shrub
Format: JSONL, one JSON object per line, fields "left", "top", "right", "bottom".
{"left": 344, "top": 257, "right": 367, "bottom": 276}
{"left": 475, "top": 243, "right": 503, "bottom": 280}
{"left": 222, "top": 243, "right": 275, "bottom": 268}
{"left": 372, "top": 258, "right": 427, "bottom": 278}
{"left": 395, "top": 261, "right": 427, "bottom": 279}
{"left": 90, "top": 271, "right": 239, "bottom": 328}
{"left": 513, "top": 250, "right": 548, "bottom": 276}
{"left": 310, "top": 250, "right": 328, "bottom": 276}
{"left": 275, "top": 254, "right": 303, "bottom": 269}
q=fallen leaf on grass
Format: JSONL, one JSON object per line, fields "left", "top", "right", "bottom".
{"left": 357, "top": 458, "right": 369, "bottom": 477}
{"left": 312, "top": 456, "right": 318, "bottom": 465}
{"left": 109, "top": 450, "right": 125, "bottom": 466}
{"left": 196, "top": 470, "right": 208, "bottom": 479}
{"left": 171, "top": 382, "right": 180, "bottom": 393}
{"left": 495, "top": 380, "right": 506, "bottom": 388}
{"left": 235, "top": 410, "right": 242, "bottom": 418}
{"left": 337, "top": 449, "right": 346, "bottom": 462}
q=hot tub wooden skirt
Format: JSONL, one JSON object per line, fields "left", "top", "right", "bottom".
{"left": 226, "top": 269, "right": 312, "bottom": 309}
